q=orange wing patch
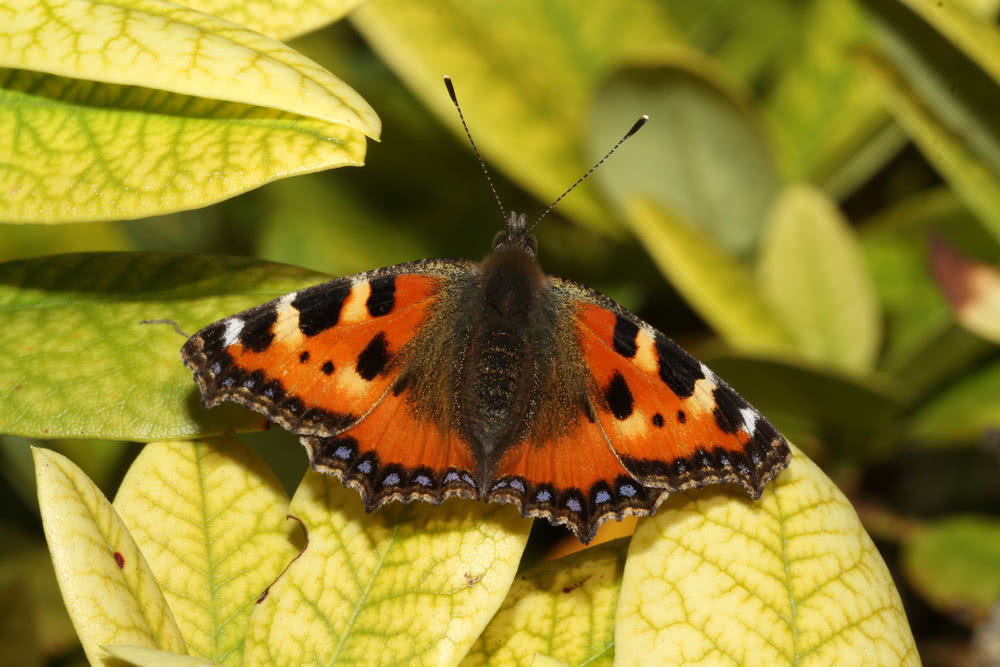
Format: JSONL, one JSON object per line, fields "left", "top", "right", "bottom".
{"left": 182, "top": 273, "right": 445, "bottom": 439}
{"left": 487, "top": 417, "right": 665, "bottom": 543}
{"left": 575, "top": 303, "right": 789, "bottom": 498}
{"left": 303, "top": 386, "right": 478, "bottom": 511}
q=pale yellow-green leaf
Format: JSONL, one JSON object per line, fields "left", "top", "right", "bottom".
{"left": 624, "top": 197, "right": 792, "bottom": 354}
{"left": 530, "top": 657, "right": 571, "bottom": 667}
{"left": 113, "top": 438, "right": 299, "bottom": 667}
{"left": 351, "top": 0, "right": 676, "bottom": 234}
{"left": 0, "top": 70, "right": 368, "bottom": 223}
{"left": 616, "top": 445, "right": 918, "bottom": 666}
{"left": 0, "top": 0, "right": 379, "bottom": 135}
{"left": 590, "top": 54, "right": 779, "bottom": 255}
{"left": 244, "top": 470, "right": 531, "bottom": 666}
{"left": 462, "top": 542, "right": 625, "bottom": 667}
{"left": 758, "top": 185, "right": 881, "bottom": 373}
{"left": 183, "top": 0, "right": 366, "bottom": 41}
{"left": 32, "top": 447, "right": 185, "bottom": 667}
{"left": 104, "top": 644, "right": 218, "bottom": 667}
{"left": 897, "top": 0, "right": 1000, "bottom": 86}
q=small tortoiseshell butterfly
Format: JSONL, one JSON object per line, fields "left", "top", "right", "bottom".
{"left": 181, "top": 78, "right": 790, "bottom": 543}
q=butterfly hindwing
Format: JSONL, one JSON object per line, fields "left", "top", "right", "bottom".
{"left": 182, "top": 259, "right": 482, "bottom": 503}
{"left": 555, "top": 278, "right": 791, "bottom": 499}
{"left": 487, "top": 415, "right": 666, "bottom": 544}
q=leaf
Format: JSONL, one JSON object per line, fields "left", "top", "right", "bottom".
{"left": 104, "top": 645, "right": 218, "bottom": 667}
{"left": 0, "top": 0, "right": 379, "bottom": 135}
{"left": 32, "top": 447, "right": 185, "bottom": 666}
{"left": 623, "top": 197, "right": 793, "bottom": 354}
{"left": 113, "top": 438, "right": 300, "bottom": 667}
{"left": 859, "top": 189, "right": 997, "bottom": 397}
{"left": 243, "top": 470, "right": 531, "bottom": 666}
{"left": 616, "top": 445, "right": 919, "bottom": 665}
{"left": 0, "top": 253, "right": 327, "bottom": 440}
{"left": 856, "top": 0, "right": 1000, "bottom": 244}
{"left": 461, "top": 542, "right": 626, "bottom": 667}
{"left": 765, "top": 0, "right": 901, "bottom": 196}
{"left": 183, "top": 0, "right": 367, "bottom": 42}
{"left": 894, "top": 0, "right": 1000, "bottom": 87}
{"left": 902, "top": 515, "right": 1000, "bottom": 620}
{"left": 930, "top": 236, "right": 1000, "bottom": 343}
{"left": 703, "top": 355, "right": 903, "bottom": 457}
{"left": 908, "top": 356, "right": 1000, "bottom": 442}
{"left": 758, "top": 185, "right": 881, "bottom": 373}
{"left": 591, "top": 56, "right": 779, "bottom": 255}
{"left": 0, "top": 70, "right": 367, "bottom": 223}
{"left": 351, "top": 0, "right": 677, "bottom": 234}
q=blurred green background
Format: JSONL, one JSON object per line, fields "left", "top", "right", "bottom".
{"left": 2, "top": 0, "right": 1000, "bottom": 664}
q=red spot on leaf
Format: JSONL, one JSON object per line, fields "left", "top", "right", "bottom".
{"left": 114, "top": 551, "right": 125, "bottom": 568}
{"left": 562, "top": 577, "right": 589, "bottom": 594}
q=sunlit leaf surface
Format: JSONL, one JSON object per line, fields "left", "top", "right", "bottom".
{"left": 616, "top": 445, "right": 918, "bottom": 665}
{"left": 758, "top": 185, "right": 881, "bottom": 373}
{"left": 33, "top": 447, "right": 185, "bottom": 666}
{"left": 0, "top": 253, "right": 327, "bottom": 439}
{"left": 113, "top": 438, "right": 299, "bottom": 666}
{"left": 243, "top": 470, "right": 531, "bottom": 666}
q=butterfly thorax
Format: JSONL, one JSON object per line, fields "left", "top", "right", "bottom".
{"left": 458, "top": 244, "right": 547, "bottom": 478}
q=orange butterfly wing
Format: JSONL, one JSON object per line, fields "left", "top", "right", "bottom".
{"left": 182, "top": 261, "right": 481, "bottom": 506}
{"left": 567, "top": 286, "right": 790, "bottom": 497}
{"left": 484, "top": 278, "right": 790, "bottom": 542}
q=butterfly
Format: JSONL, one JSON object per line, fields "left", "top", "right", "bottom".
{"left": 181, "top": 78, "right": 791, "bottom": 544}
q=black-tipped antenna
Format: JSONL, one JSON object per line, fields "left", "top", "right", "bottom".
{"left": 444, "top": 76, "right": 506, "bottom": 222}
{"left": 528, "top": 115, "right": 648, "bottom": 233}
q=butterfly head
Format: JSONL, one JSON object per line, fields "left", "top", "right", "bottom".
{"left": 492, "top": 211, "right": 537, "bottom": 256}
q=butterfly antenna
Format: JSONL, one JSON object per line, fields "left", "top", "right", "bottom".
{"left": 444, "top": 76, "right": 507, "bottom": 222}
{"left": 528, "top": 115, "right": 648, "bottom": 233}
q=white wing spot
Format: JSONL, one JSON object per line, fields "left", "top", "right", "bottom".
{"left": 700, "top": 362, "right": 716, "bottom": 382}
{"left": 221, "top": 318, "right": 244, "bottom": 347}
{"left": 566, "top": 498, "right": 582, "bottom": 512}
{"left": 740, "top": 407, "right": 758, "bottom": 436}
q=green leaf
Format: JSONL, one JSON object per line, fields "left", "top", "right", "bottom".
{"left": 0, "top": 253, "right": 327, "bottom": 440}
{"left": 908, "top": 357, "right": 1000, "bottom": 442}
{"left": 859, "top": 189, "right": 997, "bottom": 397}
{"left": 0, "top": 0, "right": 379, "bottom": 134}
{"left": 243, "top": 470, "right": 532, "bottom": 666}
{"left": 623, "top": 197, "right": 792, "bottom": 354}
{"left": 616, "top": 445, "right": 919, "bottom": 665}
{"left": 758, "top": 185, "right": 881, "bottom": 373}
{"left": 0, "top": 70, "right": 367, "bottom": 223}
{"left": 765, "top": 0, "right": 901, "bottom": 196}
{"left": 183, "top": 0, "right": 367, "bottom": 41}
{"left": 857, "top": 0, "right": 1000, "bottom": 244}
{"left": 351, "top": 0, "right": 677, "bottom": 234}
{"left": 113, "top": 438, "right": 300, "bottom": 667}
{"left": 33, "top": 447, "right": 185, "bottom": 666}
{"left": 591, "top": 56, "right": 779, "bottom": 255}
{"left": 461, "top": 542, "right": 626, "bottom": 667}
{"left": 703, "top": 355, "right": 903, "bottom": 456}
{"left": 104, "top": 645, "right": 218, "bottom": 667}
{"left": 902, "top": 515, "right": 1000, "bottom": 619}
{"left": 895, "top": 0, "right": 1000, "bottom": 87}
